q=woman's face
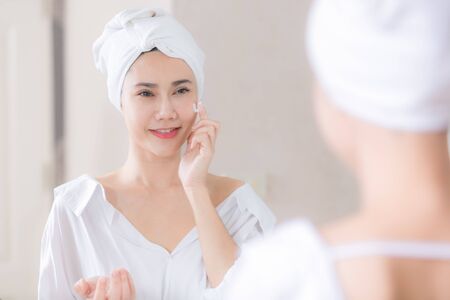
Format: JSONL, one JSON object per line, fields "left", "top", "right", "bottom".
{"left": 121, "top": 50, "right": 198, "bottom": 158}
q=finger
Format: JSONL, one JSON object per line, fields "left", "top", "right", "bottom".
{"left": 192, "top": 119, "right": 219, "bottom": 131}
{"left": 74, "top": 278, "right": 91, "bottom": 297}
{"left": 127, "top": 272, "right": 136, "bottom": 298}
{"left": 190, "top": 132, "right": 210, "bottom": 148}
{"left": 74, "top": 277, "right": 100, "bottom": 298}
{"left": 192, "top": 124, "right": 219, "bottom": 140}
{"left": 185, "top": 133, "right": 199, "bottom": 155}
{"left": 109, "top": 269, "right": 122, "bottom": 300}
{"left": 190, "top": 133, "right": 212, "bottom": 152}
{"left": 93, "top": 277, "right": 107, "bottom": 300}
{"left": 191, "top": 126, "right": 216, "bottom": 145}
{"left": 186, "top": 131, "right": 194, "bottom": 147}
{"left": 192, "top": 126, "right": 216, "bottom": 138}
{"left": 120, "top": 269, "right": 131, "bottom": 300}
{"left": 191, "top": 121, "right": 219, "bottom": 140}
{"left": 198, "top": 102, "right": 208, "bottom": 120}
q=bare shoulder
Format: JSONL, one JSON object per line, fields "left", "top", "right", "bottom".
{"left": 319, "top": 215, "right": 374, "bottom": 245}
{"left": 94, "top": 171, "right": 122, "bottom": 204}
{"left": 207, "top": 174, "right": 245, "bottom": 193}
{"left": 207, "top": 174, "right": 246, "bottom": 206}
{"left": 95, "top": 170, "right": 123, "bottom": 187}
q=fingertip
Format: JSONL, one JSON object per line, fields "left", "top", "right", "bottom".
{"left": 74, "top": 279, "right": 87, "bottom": 295}
{"left": 198, "top": 102, "right": 207, "bottom": 118}
{"left": 119, "top": 268, "right": 128, "bottom": 279}
{"left": 74, "top": 278, "right": 83, "bottom": 288}
{"left": 98, "top": 277, "right": 107, "bottom": 286}
{"left": 93, "top": 277, "right": 107, "bottom": 299}
{"left": 127, "top": 272, "right": 136, "bottom": 296}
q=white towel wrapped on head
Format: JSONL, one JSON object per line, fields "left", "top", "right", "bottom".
{"left": 93, "top": 8, "right": 205, "bottom": 111}
{"left": 306, "top": 0, "right": 450, "bottom": 132}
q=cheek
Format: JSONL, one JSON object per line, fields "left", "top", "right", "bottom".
{"left": 181, "top": 112, "right": 197, "bottom": 137}
{"left": 174, "top": 101, "right": 196, "bottom": 124}
{"left": 123, "top": 103, "right": 154, "bottom": 133}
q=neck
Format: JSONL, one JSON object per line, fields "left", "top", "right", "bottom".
{"left": 356, "top": 130, "right": 450, "bottom": 229}
{"left": 119, "top": 142, "right": 182, "bottom": 189}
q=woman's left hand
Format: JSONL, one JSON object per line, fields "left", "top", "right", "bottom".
{"left": 179, "top": 103, "right": 219, "bottom": 189}
{"left": 73, "top": 268, "right": 136, "bottom": 300}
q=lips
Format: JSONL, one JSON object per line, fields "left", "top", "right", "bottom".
{"left": 148, "top": 127, "right": 181, "bottom": 139}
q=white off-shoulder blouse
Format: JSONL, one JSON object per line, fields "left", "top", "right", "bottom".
{"left": 38, "top": 175, "right": 276, "bottom": 300}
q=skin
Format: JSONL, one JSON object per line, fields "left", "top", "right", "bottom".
{"left": 314, "top": 83, "right": 450, "bottom": 300}
{"left": 74, "top": 269, "right": 135, "bottom": 300}
{"left": 74, "top": 51, "right": 243, "bottom": 299}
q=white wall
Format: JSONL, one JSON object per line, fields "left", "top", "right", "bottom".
{"left": 0, "top": 1, "right": 53, "bottom": 298}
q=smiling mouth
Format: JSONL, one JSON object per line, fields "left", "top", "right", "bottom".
{"left": 148, "top": 127, "right": 181, "bottom": 139}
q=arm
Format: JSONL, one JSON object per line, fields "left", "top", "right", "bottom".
{"left": 179, "top": 102, "right": 237, "bottom": 287}
{"left": 185, "top": 186, "right": 238, "bottom": 287}
{"left": 201, "top": 187, "right": 277, "bottom": 299}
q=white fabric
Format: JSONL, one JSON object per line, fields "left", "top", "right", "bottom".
{"left": 331, "top": 241, "right": 450, "bottom": 261}
{"left": 93, "top": 8, "right": 205, "bottom": 111}
{"left": 224, "top": 219, "right": 450, "bottom": 300}
{"left": 306, "top": 0, "right": 450, "bottom": 132}
{"left": 38, "top": 175, "right": 276, "bottom": 300}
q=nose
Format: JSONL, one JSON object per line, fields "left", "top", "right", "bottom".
{"left": 155, "top": 99, "right": 177, "bottom": 120}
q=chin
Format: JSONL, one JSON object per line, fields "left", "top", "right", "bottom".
{"left": 134, "top": 134, "right": 185, "bottom": 158}
{"left": 146, "top": 145, "right": 182, "bottom": 158}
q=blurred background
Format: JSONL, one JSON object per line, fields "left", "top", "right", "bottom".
{"left": 0, "top": 0, "right": 357, "bottom": 298}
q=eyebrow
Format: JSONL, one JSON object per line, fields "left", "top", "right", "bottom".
{"left": 135, "top": 79, "right": 192, "bottom": 88}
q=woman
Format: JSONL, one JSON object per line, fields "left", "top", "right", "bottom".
{"left": 225, "top": 0, "right": 450, "bottom": 299}
{"left": 38, "top": 8, "right": 275, "bottom": 300}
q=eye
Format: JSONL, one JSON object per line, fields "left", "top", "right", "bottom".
{"left": 138, "top": 90, "right": 154, "bottom": 97}
{"left": 174, "top": 87, "right": 190, "bottom": 95}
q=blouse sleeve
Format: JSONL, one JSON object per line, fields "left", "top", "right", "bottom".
{"left": 203, "top": 184, "right": 277, "bottom": 300}
{"left": 38, "top": 189, "right": 80, "bottom": 300}
{"left": 222, "top": 221, "right": 311, "bottom": 300}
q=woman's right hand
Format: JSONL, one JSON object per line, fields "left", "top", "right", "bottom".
{"left": 74, "top": 268, "right": 135, "bottom": 300}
